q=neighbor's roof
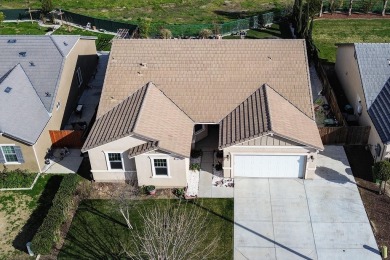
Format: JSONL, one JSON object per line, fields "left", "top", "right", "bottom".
{"left": 219, "top": 84, "right": 323, "bottom": 150}
{"left": 354, "top": 43, "right": 390, "bottom": 108}
{"left": 82, "top": 82, "right": 194, "bottom": 157}
{"left": 368, "top": 78, "right": 390, "bottom": 144}
{"left": 0, "top": 64, "right": 50, "bottom": 144}
{"left": 97, "top": 39, "right": 314, "bottom": 123}
{"left": 0, "top": 35, "right": 81, "bottom": 112}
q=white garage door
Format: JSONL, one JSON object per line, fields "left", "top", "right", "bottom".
{"left": 234, "top": 155, "right": 305, "bottom": 178}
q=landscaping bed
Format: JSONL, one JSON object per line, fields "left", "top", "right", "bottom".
{"left": 344, "top": 145, "right": 390, "bottom": 251}
{"left": 58, "top": 198, "right": 234, "bottom": 259}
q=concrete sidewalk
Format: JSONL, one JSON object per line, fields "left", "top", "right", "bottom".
{"left": 234, "top": 146, "right": 380, "bottom": 260}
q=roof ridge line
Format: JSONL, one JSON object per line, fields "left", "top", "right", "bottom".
{"left": 132, "top": 82, "right": 153, "bottom": 132}
{"left": 264, "top": 84, "right": 315, "bottom": 122}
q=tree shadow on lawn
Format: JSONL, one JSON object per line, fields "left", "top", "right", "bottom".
{"left": 12, "top": 175, "right": 63, "bottom": 253}
{"left": 59, "top": 202, "right": 132, "bottom": 259}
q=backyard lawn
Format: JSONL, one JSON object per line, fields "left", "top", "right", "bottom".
{"left": 0, "top": 21, "right": 46, "bottom": 35}
{"left": 312, "top": 19, "right": 390, "bottom": 63}
{"left": 0, "top": 174, "right": 63, "bottom": 259}
{"left": 2, "top": 0, "right": 291, "bottom": 24}
{"left": 59, "top": 198, "right": 234, "bottom": 259}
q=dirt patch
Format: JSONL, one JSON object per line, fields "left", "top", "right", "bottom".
{"left": 319, "top": 12, "right": 390, "bottom": 19}
{"left": 344, "top": 145, "right": 390, "bottom": 252}
{"left": 0, "top": 194, "right": 33, "bottom": 258}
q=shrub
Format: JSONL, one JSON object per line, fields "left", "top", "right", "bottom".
{"left": 0, "top": 167, "right": 37, "bottom": 189}
{"left": 160, "top": 28, "right": 172, "bottom": 39}
{"left": 373, "top": 161, "right": 390, "bottom": 194}
{"left": 199, "top": 28, "right": 212, "bottom": 39}
{"left": 145, "top": 185, "right": 156, "bottom": 193}
{"left": 190, "top": 149, "right": 203, "bottom": 158}
{"left": 31, "top": 174, "right": 81, "bottom": 255}
{"left": 189, "top": 163, "right": 201, "bottom": 171}
{"left": 174, "top": 188, "right": 185, "bottom": 198}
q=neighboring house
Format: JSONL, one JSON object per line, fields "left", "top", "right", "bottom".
{"left": 82, "top": 39, "right": 323, "bottom": 187}
{"left": 0, "top": 35, "right": 97, "bottom": 172}
{"left": 335, "top": 43, "right": 390, "bottom": 161}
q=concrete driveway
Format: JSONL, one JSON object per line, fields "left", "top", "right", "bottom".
{"left": 234, "top": 146, "right": 381, "bottom": 260}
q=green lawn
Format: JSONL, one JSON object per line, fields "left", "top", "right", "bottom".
{"left": 0, "top": 21, "right": 46, "bottom": 35}
{"left": 59, "top": 199, "right": 234, "bottom": 259}
{"left": 2, "top": 0, "right": 292, "bottom": 24}
{"left": 0, "top": 174, "right": 63, "bottom": 259}
{"left": 313, "top": 19, "right": 390, "bottom": 63}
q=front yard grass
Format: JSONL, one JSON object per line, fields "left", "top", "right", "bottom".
{"left": 312, "top": 19, "right": 390, "bottom": 63}
{"left": 0, "top": 174, "right": 63, "bottom": 259}
{"left": 59, "top": 198, "right": 234, "bottom": 259}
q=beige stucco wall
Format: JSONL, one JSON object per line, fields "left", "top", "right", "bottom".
{"left": 135, "top": 153, "right": 188, "bottom": 188}
{"left": 335, "top": 45, "right": 384, "bottom": 161}
{"left": 34, "top": 39, "right": 97, "bottom": 170}
{"left": 88, "top": 135, "right": 188, "bottom": 186}
{"left": 222, "top": 136, "right": 317, "bottom": 178}
{"left": 0, "top": 135, "right": 40, "bottom": 172}
{"left": 88, "top": 135, "right": 145, "bottom": 182}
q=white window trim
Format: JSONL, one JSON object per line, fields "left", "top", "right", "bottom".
{"left": 76, "top": 67, "right": 83, "bottom": 87}
{"left": 104, "top": 152, "right": 125, "bottom": 171}
{"left": 149, "top": 156, "right": 171, "bottom": 178}
{"left": 1, "top": 145, "right": 21, "bottom": 165}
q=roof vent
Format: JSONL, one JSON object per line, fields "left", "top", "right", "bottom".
{"left": 388, "top": 59, "right": 390, "bottom": 66}
{"left": 140, "top": 63, "right": 147, "bottom": 67}
{"left": 45, "top": 92, "right": 51, "bottom": 97}
{"left": 29, "top": 61, "right": 35, "bottom": 66}
{"left": 19, "top": 52, "right": 27, "bottom": 57}
{"left": 63, "top": 41, "right": 68, "bottom": 46}
{"left": 7, "top": 39, "right": 16, "bottom": 43}
{"left": 268, "top": 56, "right": 272, "bottom": 61}
{"left": 4, "top": 87, "right": 12, "bottom": 93}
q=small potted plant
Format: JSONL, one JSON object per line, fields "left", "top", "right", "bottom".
{"left": 145, "top": 185, "right": 156, "bottom": 195}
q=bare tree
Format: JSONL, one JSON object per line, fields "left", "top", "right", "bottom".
{"left": 122, "top": 201, "right": 219, "bottom": 259}
{"left": 160, "top": 28, "right": 172, "bottom": 39}
{"left": 383, "top": 0, "right": 388, "bottom": 16}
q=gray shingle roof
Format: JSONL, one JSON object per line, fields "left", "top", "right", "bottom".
{"left": 0, "top": 35, "right": 80, "bottom": 112}
{"left": 0, "top": 64, "right": 50, "bottom": 144}
{"left": 368, "top": 78, "right": 390, "bottom": 144}
{"left": 355, "top": 43, "right": 390, "bottom": 108}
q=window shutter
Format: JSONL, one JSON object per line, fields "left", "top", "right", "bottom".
{"left": 0, "top": 148, "right": 5, "bottom": 164}
{"left": 14, "top": 146, "right": 25, "bottom": 163}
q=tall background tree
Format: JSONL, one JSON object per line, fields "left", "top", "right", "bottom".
{"left": 383, "top": 0, "right": 388, "bottom": 16}
{"left": 41, "top": 0, "right": 53, "bottom": 14}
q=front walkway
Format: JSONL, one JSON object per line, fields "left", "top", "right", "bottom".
{"left": 196, "top": 125, "right": 233, "bottom": 198}
{"left": 234, "top": 146, "right": 380, "bottom": 260}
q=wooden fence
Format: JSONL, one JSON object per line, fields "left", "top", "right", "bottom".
{"left": 319, "top": 126, "right": 371, "bottom": 145}
{"left": 49, "top": 130, "right": 84, "bottom": 148}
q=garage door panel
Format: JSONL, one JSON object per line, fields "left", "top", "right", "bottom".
{"left": 234, "top": 155, "right": 305, "bottom": 178}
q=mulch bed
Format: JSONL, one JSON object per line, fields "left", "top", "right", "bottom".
{"left": 319, "top": 12, "right": 390, "bottom": 19}
{"left": 344, "top": 145, "right": 390, "bottom": 253}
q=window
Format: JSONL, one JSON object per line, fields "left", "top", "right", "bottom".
{"left": 0, "top": 146, "right": 24, "bottom": 164}
{"left": 107, "top": 153, "right": 123, "bottom": 170}
{"left": 153, "top": 158, "right": 169, "bottom": 176}
{"left": 76, "top": 67, "right": 83, "bottom": 87}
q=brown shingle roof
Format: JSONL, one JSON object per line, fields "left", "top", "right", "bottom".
{"left": 128, "top": 141, "right": 158, "bottom": 158}
{"left": 82, "top": 82, "right": 194, "bottom": 157}
{"left": 97, "top": 39, "right": 314, "bottom": 123}
{"left": 219, "top": 85, "right": 324, "bottom": 150}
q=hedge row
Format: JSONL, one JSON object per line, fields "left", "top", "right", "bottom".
{"left": 31, "top": 174, "right": 81, "bottom": 255}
